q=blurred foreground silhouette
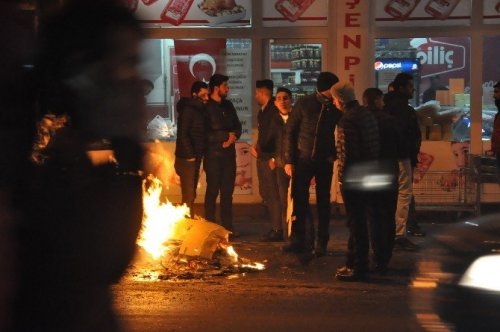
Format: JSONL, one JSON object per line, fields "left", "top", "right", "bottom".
{"left": 2, "top": 1, "right": 147, "bottom": 331}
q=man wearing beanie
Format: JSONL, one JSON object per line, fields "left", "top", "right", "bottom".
{"left": 333, "top": 82, "right": 380, "bottom": 281}
{"left": 283, "top": 72, "right": 342, "bottom": 260}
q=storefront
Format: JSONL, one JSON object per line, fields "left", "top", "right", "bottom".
{"left": 122, "top": 0, "right": 499, "bottom": 205}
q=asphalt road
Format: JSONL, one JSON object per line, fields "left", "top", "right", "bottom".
{"left": 113, "top": 217, "right": 437, "bottom": 332}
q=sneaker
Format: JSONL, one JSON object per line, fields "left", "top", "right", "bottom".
{"left": 335, "top": 266, "right": 367, "bottom": 282}
{"left": 261, "top": 230, "right": 284, "bottom": 242}
{"left": 407, "top": 226, "right": 426, "bottom": 237}
{"left": 394, "top": 237, "right": 419, "bottom": 251}
{"left": 336, "top": 265, "right": 352, "bottom": 274}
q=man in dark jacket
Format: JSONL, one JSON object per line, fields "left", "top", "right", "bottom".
{"left": 384, "top": 73, "right": 422, "bottom": 251}
{"left": 283, "top": 72, "right": 342, "bottom": 258}
{"left": 254, "top": 79, "right": 283, "bottom": 241}
{"left": 175, "top": 81, "right": 209, "bottom": 217}
{"left": 362, "top": 87, "right": 400, "bottom": 275}
{"left": 333, "top": 82, "right": 380, "bottom": 281}
{"left": 267, "top": 87, "right": 293, "bottom": 240}
{"left": 204, "top": 74, "right": 242, "bottom": 234}
{"left": 11, "top": 2, "right": 145, "bottom": 330}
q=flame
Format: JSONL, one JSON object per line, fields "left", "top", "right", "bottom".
{"left": 137, "top": 175, "right": 189, "bottom": 260}
{"left": 138, "top": 174, "right": 265, "bottom": 272}
{"left": 222, "top": 244, "right": 265, "bottom": 271}
{"left": 225, "top": 245, "right": 239, "bottom": 263}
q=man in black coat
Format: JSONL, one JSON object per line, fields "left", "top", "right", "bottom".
{"left": 384, "top": 73, "right": 422, "bottom": 251}
{"left": 254, "top": 79, "right": 283, "bottom": 241}
{"left": 175, "top": 81, "right": 209, "bottom": 217}
{"left": 333, "top": 82, "right": 380, "bottom": 281}
{"left": 204, "top": 74, "right": 242, "bottom": 234}
{"left": 11, "top": 2, "right": 145, "bottom": 330}
{"left": 362, "top": 87, "right": 400, "bottom": 275}
{"left": 283, "top": 72, "right": 342, "bottom": 258}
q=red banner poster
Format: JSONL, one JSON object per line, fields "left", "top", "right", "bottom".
{"left": 172, "top": 39, "right": 226, "bottom": 98}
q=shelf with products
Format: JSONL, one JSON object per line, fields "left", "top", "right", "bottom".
{"left": 270, "top": 43, "right": 323, "bottom": 101}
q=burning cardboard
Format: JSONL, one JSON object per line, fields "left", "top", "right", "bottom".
{"left": 137, "top": 175, "right": 264, "bottom": 275}
{"left": 173, "top": 218, "right": 230, "bottom": 259}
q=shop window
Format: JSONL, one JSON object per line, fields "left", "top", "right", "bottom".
{"left": 140, "top": 38, "right": 252, "bottom": 142}
{"left": 482, "top": 36, "right": 500, "bottom": 140}
{"left": 269, "top": 41, "right": 323, "bottom": 102}
{"left": 375, "top": 37, "right": 471, "bottom": 142}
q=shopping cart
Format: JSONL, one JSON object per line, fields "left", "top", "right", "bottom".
{"left": 413, "top": 168, "right": 479, "bottom": 216}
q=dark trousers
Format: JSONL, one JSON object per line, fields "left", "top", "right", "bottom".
{"left": 204, "top": 154, "right": 236, "bottom": 231}
{"left": 290, "top": 158, "right": 333, "bottom": 250}
{"left": 174, "top": 157, "right": 201, "bottom": 218}
{"left": 257, "top": 158, "right": 282, "bottom": 232}
{"left": 276, "top": 166, "right": 291, "bottom": 239}
{"left": 341, "top": 188, "right": 370, "bottom": 271}
{"left": 368, "top": 189, "right": 397, "bottom": 268}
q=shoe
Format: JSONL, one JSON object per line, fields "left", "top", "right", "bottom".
{"left": 407, "top": 226, "right": 426, "bottom": 237}
{"left": 393, "top": 237, "right": 419, "bottom": 251}
{"left": 336, "top": 265, "right": 352, "bottom": 274}
{"left": 373, "top": 264, "right": 388, "bottom": 276}
{"left": 335, "top": 266, "right": 367, "bottom": 282}
{"left": 261, "top": 230, "right": 284, "bottom": 242}
{"left": 282, "top": 242, "right": 304, "bottom": 254}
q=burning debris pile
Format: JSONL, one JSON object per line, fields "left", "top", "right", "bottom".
{"left": 130, "top": 175, "right": 264, "bottom": 281}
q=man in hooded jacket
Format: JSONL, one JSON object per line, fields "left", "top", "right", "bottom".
{"left": 175, "top": 81, "right": 209, "bottom": 217}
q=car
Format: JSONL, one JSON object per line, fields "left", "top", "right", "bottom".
{"left": 411, "top": 213, "right": 500, "bottom": 331}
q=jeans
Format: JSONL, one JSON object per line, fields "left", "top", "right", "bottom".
{"left": 368, "top": 188, "right": 397, "bottom": 268}
{"left": 341, "top": 188, "right": 370, "bottom": 271}
{"left": 290, "top": 158, "right": 333, "bottom": 250}
{"left": 204, "top": 154, "right": 236, "bottom": 231}
{"left": 395, "top": 159, "right": 412, "bottom": 237}
{"left": 174, "top": 157, "right": 201, "bottom": 218}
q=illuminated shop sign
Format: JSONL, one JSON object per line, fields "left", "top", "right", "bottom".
{"left": 411, "top": 37, "right": 467, "bottom": 78}
{"left": 374, "top": 59, "right": 419, "bottom": 72}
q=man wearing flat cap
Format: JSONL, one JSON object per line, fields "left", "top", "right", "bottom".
{"left": 283, "top": 72, "right": 342, "bottom": 259}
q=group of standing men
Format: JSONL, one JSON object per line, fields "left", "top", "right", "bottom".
{"left": 175, "top": 74, "right": 241, "bottom": 235}
{"left": 254, "top": 72, "right": 423, "bottom": 281}
{"left": 175, "top": 70, "right": 424, "bottom": 281}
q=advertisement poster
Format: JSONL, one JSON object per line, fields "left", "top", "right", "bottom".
{"left": 413, "top": 141, "right": 469, "bottom": 204}
{"left": 483, "top": 0, "right": 500, "bottom": 24}
{"left": 262, "top": 0, "right": 328, "bottom": 27}
{"left": 224, "top": 48, "right": 252, "bottom": 142}
{"left": 125, "top": 0, "right": 252, "bottom": 27}
{"left": 375, "top": 0, "right": 471, "bottom": 27}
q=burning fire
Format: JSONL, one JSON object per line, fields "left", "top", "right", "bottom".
{"left": 137, "top": 175, "right": 189, "bottom": 260}
{"left": 222, "top": 243, "right": 265, "bottom": 270}
{"left": 137, "top": 175, "right": 265, "bottom": 272}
